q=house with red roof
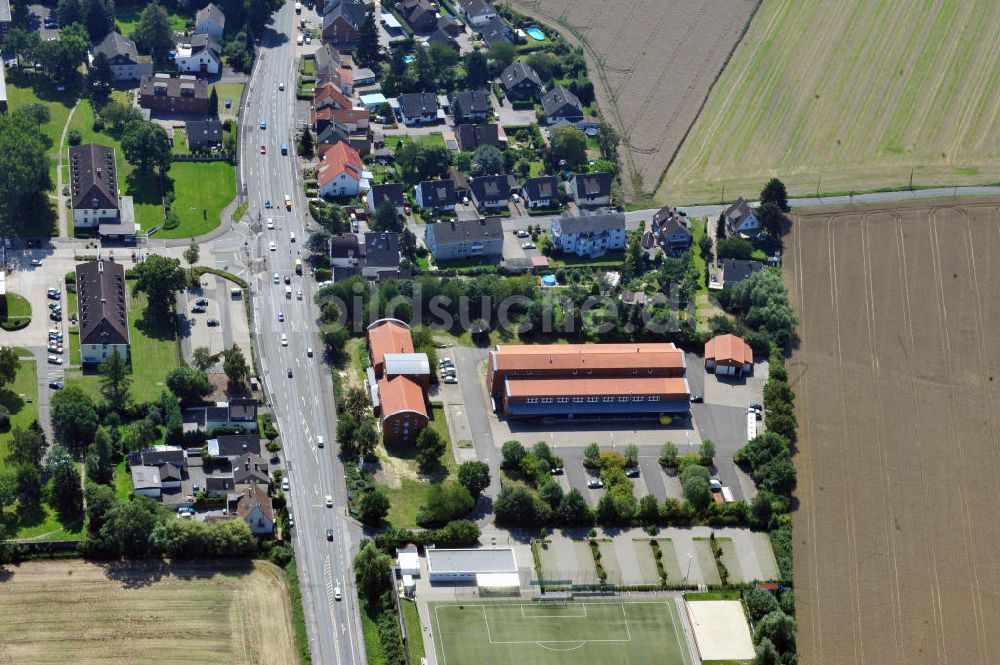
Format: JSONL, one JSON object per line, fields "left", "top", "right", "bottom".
{"left": 704, "top": 333, "right": 754, "bottom": 376}
{"left": 316, "top": 141, "right": 367, "bottom": 197}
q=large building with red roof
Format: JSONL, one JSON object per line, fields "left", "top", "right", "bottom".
{"left": 367, "top": 319, "right": 430, "bottom": 444}
{"left": 317, "top": 141, "right": 366, "bottom": 197}
{"left": 704, "top": 333, "right": 753, "bottom": 376}
{"left": 487, "top": 343, "right": 690, "bottom": 419}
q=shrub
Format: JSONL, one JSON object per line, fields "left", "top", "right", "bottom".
{"left": 68, "top": 129, "right": 82, "bottom": 146}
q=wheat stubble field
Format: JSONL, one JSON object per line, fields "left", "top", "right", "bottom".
{"left": 507, "top": 0, "right": 757, "bottom": 202}
{"left": 662, "top": 0, "right": 1000, "bottom": 204}
{"left": 0, "top": 560, "right": 296, "bottom": 665}
{"left": 785, "top": 199, "right": 1000, "bottom": 665}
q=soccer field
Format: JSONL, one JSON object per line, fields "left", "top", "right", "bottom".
{"left": 430, "top": 600, "right": 693, "bottom": 665}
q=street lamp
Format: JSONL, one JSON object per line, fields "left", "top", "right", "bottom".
{"left": 683, "top": 553, "right": 693, "bottom": 585}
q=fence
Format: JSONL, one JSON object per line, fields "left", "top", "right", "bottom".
{"left": 171, "top": 154, "right": 236, "bottom": 164}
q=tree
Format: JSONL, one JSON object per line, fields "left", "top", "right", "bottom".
{"left": 749, "top": 491, "right": 774, "bottom": 531}
{"left": 87, "top": 51, "right": 114, "bottom": 105}
{"left": 99, "top": 348, "right": 130, "bottom": 410}
{"left": 549, "top": 125, "right": 588, "bottom": 169}
{"left": 623, "top": 444, "right": 639, "bottom": 467}
{"left": 133, "top": 255, "right": 186, "bottom": 319}
{"left": 166, "top": 366, "right": 213, "bottom": 404}
{"left": 414, "top": 44, "right": 434, "bottom": 91}
{"left": 399, "top": 228, "right": 417, "bottom": 260}
{"left": 3, "top": 27, "right": 41, "bottom": 66}
{"left": 745, "top": 587, "right": 781, "bottom": 623}
{"left": 494, "top": 485, "right": 547, "bottom": 526}
{"left": 5, "top": 426, "right": 46, "bottom": 468}
{"left": 525, "top": 51, "right": 561, "bottom": 82}
{"left": 98, "top": 496, "right": 159, "bottom": 558}
{"left": 208, "top": 87, "right": 219, "bottom": 117}
{"left": 659, "top": 442, "right": 678, "bottom": 469}
{"left": 120, "top": 418, "right": 157, "bottom": 453}
{"left": 557, "top": 489, "right": 593, "bottom": 526}
{"left": 394, "top": 142, "right": 451, "bottom": 184}
{"left": 756, "top": 201, "right": 785, "bottom": 237}
{"left": 755, "top": 610, "right": 796, "bottom": 653}
{"left": 85, "top": 0, "right": 115, "bottom": 40}
{"left": 121, "top": 121, "right": 172, "bottom": 175}
{"left": 538, "top": 479, "right": 563, "bottom": 509}
{"left": 583, "top": 442, "right": 601, "bottom": 468}
{"left": 354, "top": 540, "right": 391, "bottom": 608}
{"left": 501, "top": 440, "right": 526, "bottom": 469}
{"left": 752, "top": 638, "right": 781, "bottom": 665}
{"left": 457, "top": 461, "right": 490, "bottom": 497}
{"left": 49, "top": 457, "right": 83, "bottom": 520}
{"left": 415, "top": 427, "right": 446, "bottom": 472}
{"left": 374, "top": 198, "right": 401, "bottom": 232}
{"left": 132, "top": 2, "right": 174, "bottom": 64}
{"left": 760, "top": 178, "right": 789, "bottom": 212}
{"left": 0, "top": 112, "right": 52, "bottom": 224}
{"left": 464, "top": 49, "right": 488, "bottom": 87}
{"left": 700, "top": 439, "right": 716, "bottom": 467}
{"left": 472, "top": 144, "right": 504, "bottom": 175}
{"left": 682, "top": 475, "right": 712, "bottom": 511}
{"left": 487, "top": 41, "right": 517, "bottom": 71}
{"left": 51, "top": 386, "right": 99, "bottom": 455}
{"left": 299, "top": 127, "right": 315, "bottom": 158}
{"left": 359, "top": 488, "right": 391, "bottom": 526}
{"left": 222, "top": 344, "right": 250, "bottom": 388}
{"left": 57, "top": 0, "right": 84, "bottom": 29}
{"left": 100, "top": 100, "right": 143, "bottom": 133}
{"left": 192, "top": 346, "right": 214, "bottom": 371}
{"left": 15, "top": 463, "right": 43, "bottom": 512}
{"left": 354, "top": 419, "right": 379, "bottom": 461}
{"left": 355, "top": 9, "right": 379, "bottom": 67}
{"left": 716, "top": 236, "right": 754, "bottom": 260}
{"left": 416, "top": 482, "right": 474, "bottom": 526}
{"left": 85, "top": 427, "right": 115, "bottom": 484}
{"left": 0, "top": 346, "right": 20, "bottom": 390}
{"left": 596, "top": 123, "right": 620, "bottom": 161}
{"left": 84, "top": 482, "right": 117, "bottom": 534}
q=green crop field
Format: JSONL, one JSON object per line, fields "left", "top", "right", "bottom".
{"left": 660, "top": 0, "right": 1000, "bottom": 204}
{"left": 430, "top": 600, "right": 693, "bottom": 665}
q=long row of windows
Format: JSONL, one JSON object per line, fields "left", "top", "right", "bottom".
{"left": 524, "top": 395, "right": 663, "bottom": 404}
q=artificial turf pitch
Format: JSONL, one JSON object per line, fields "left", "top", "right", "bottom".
{"left": 429, "top": 600, "right": 693, "bottom": 665}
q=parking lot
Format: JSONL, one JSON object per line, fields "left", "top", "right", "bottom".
{"left": 176, "top": 273, "right": 252, "bottom": 366}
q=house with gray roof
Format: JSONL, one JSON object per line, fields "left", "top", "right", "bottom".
{"left": 549, "top": 210, "right": 626, "bottom": 258}
{"left": 397, "top": 92, "right": 439, "bottom": 125}
{"left": 720, "top": 258, "right": 764, "bottom": 288}
{"left": 459, "top": 0, "right": 497, "bottom": 26}
{"left": 448, "top": 89, "right": 490, "bottom": 122}
{"left": 455, "top": 123, "right": 503, "bottom": 151}
{"left": 76, "top": 260, "right": 130, "bottom": 364}
{"left": 195, "top": 2, "right": 225, "bottom": 39}
{"left": 94, "top": 31, "right": 149, "bottom": 81}
{"left": 478, "top": 15, "right": 513, "bottom": 48}
{"left": 69, "top": 143, "right": 120, "bottom": 229}
{"left": 175, "top": 33, "right": 222, "bottom": 75}
{"left": 185, "top": 119, "right": 223, "bottom": 150}
{"left": 424, "top": 217, "right": 503, "bottom": 261}
{"left": 322, "top": 0, "right": 366, "bottom": 46}
{"left": 541, "top": 85, "right": 584, "bottom": 125}
{"left": 468, "top": 174, "right": 515, "bottom": 211}
{"left": 501, "top": 60, "right": 543, "bottom": 100}
{"left": 415, "top": 179, "right": 457, "bottom": 211}
{"left": 724, "top": 196, "right": 760, "bottom": 239}
{"left": 521, "top": 175, "right": 560, "bottom": 209}
{"left": 570, "top": 171, "right": 612, "bottom": 207}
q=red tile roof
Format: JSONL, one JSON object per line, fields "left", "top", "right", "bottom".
{"left": 330, "top": 107, "right": 369, "bottom": 124}
{"left": 313, "top": 81, "right": 351, "bottom": 109}
{"left": 378, "top": 375, "right": 427, "bottom": 417}
{"left": 491, "top": 343, "right": 685, "bottom": 372}
{"left": 316, "top": 141, "right": 363, "bottom": 187}
{"left": 505, "top": 376, "right": 689, "bottom": 398}
{"left": 367, "top": 319, "right": 414, "bottom": 371}
{"left": 235, "top": 484, "right": 273, "bottom": 522}
{"left": 705, "top": 334, "right": 753, "bottom": 366}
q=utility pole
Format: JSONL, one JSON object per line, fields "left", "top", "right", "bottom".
{"left": 816, "top": 175, "right": 821, "bottom": 199}
{"left": 720, "top": 184, "right": 725, "bottom": 205}
{"left": 909, "top": 167, "right": 913, "bottom": 190}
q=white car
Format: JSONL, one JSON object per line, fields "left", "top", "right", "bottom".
{"left": 47, "top": 355, "right": 62, "bottom": 365}
{"left": 521, "top": 242, "right": 535, "bottom": 249}
{"left": 443, "top": 375, "right": 458, "bottom": 384}
{"left": 296, "top": 290, "right": 302, "bottom": 299}
{"left": 325, "top": 495, "right": 333, "bottom": 508}
{"left": 267, "top": 218, "right": 274, "bottom": 230}
{"left": 281, "top": 478, "right": 290, "bottom": 491}
{"left": 278, "top": 82, "right": 285, "bottom": 91}
{"left": 281, "top": 334, "right": 288, "bottom": 346}
{"left": 306, "top": 347, "right": 313, "bottom": 357}
{"left": 334, "top": 584, "right": 341, "bottom": 600}
{"left": 273, "top": 273, "right": 280, "bottom": 284}
{"left": 269, "top": 241, "right": 276, "bottom": 251}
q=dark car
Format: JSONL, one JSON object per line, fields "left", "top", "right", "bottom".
{"left": 550, "top": 467, "right": 564, "bottom": 476}
{"left": 206, "top": 319, "right": 221, "bottom": 326}
{"left": 326, "top": 528, "right": 333, "bottom": 541}
{"left": 48, "top": 380, "right": 64, "bottom": 389}
{"left": 749, "top": 402, "right": 763, "bottom": 412}
{"left": 690, "top": 393, "right": 703, "bottom": 403}
{"left": 287, "top": 367, "right": 293, "bottom": 378}
{"left": 625, "top": 467, "right": 640, "bottom": 478}
{"left": 191, "top": 305, "right": 207, "bottom": 313}
{"left": 195, "top": 298, "right": 209, "bottom": 306}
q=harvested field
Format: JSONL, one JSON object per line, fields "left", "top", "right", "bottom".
{"left": 662, "top": 0, "right": 1000, "bottom": 204}
{"left": 786, "top": 199, "right": 1000, "bottom": 665}
{"left": 507, "top": 0, "right": 757, "bottom": 202}
{"left": 0, "top": 559, "right": 297, "bottom": 665}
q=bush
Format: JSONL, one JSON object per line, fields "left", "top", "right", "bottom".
{"left": 67, "top": 129, "right": 82, "bottom": 146}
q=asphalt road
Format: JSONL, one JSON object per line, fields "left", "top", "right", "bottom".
{"left": 237, "top": 6, "right": 363, "bottom": 664}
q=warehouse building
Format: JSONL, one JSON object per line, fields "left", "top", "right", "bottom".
{"left": 487, "top": 343, "right": 690, "bottom": 419}
{"left": 705, "top": 333, "right": 753, "bottom": 376}
{"left": 426, "top": 548, "right": 518, "bottom": 584}
{"left": 367, "top": 319, "right": 429, "bottom": 444}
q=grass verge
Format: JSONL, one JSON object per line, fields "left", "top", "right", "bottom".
{"left": 283, "top": 560, "right": 313, "bottom": 665}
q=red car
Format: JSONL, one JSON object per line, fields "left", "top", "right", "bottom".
{"left": 260, "top": 145, "right": 267, "bottom": 154}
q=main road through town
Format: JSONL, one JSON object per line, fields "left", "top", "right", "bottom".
{"left": 233, "top": 4, "right": 364, "bottom": 664}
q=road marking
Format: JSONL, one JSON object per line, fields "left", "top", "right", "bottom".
{"left": 324, "top": 557, "right": 344, "bottom": 663}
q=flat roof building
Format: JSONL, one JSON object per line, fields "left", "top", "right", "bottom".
{"left": 426, "top": 548, "right": 517, "bottom": 583}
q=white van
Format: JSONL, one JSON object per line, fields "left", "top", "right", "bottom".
{"left": 290, "top": 231, "right": 296, "bottom": 242}
{"left": 296, "top": 34, "right": 304, "bottom": 45}
{"left": 317, "top": 435, "right": 324, "bottom": 448}
{"left": 285, "top": 285, "right": 292, "bottom": 298}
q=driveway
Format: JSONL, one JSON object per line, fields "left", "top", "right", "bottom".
{"left": 493, "top": 92, "right": 537, "bottom": 126}
{"left": 451, "top": 345, "right": 499, "bottom": 499}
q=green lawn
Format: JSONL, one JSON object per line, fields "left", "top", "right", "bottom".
{"left": 430, "top": 600, "right": 693, "bottom": 665}
{"left": 1, "top": 292, "right": 32, "bottom": 330}
{"left": 113, "top": 459, "right": 132, "bottom": 501}
{"left": 401, "top": 599, "right": 425, "bottom": 663}
{"left": 210, "top": 82, "right": 246, "bottom": 113}
{"left": 4, "top": 73, "right": 79, "bottom": 189}
{"left": 116, "top": 5, "right": 188, "bottom": 36}
{"left": 301, "top": 58, "right": 317, "bottom": 76}
{"left": 159, "top": 161, "right": 236, "bottom": 238}
{"left": 172, "top": 128, "right": 191, "bottom": 154}
{"left": 384, "top": 404, "right": 458, "bottom": 528}
{"left": 0, "top": 359, "right": 39, "bottom": 472}
{"left": 690, "top": 217, "right": 708, "bottom": 297}
{"left": 550, "top": 250, "right": 625, "bottom": 268}
{"left": 384, "top": 133, "right": 446, "bottom": 150}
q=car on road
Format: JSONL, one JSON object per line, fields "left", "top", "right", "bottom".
{"left": 273, "top": 273, "right": 280, "bottom": 284}
{"left": 296, "top": 289, "right": 302, "bottom": 299}
{"left": 317, "top": 435, "right": 324, "bottom": 448}
{"left": 283, "top": 274, "right": 291, "bottom": 284}
{"left": 279, "top": 82, "right": 285, "bottom": 91}
{"left": 48, "top": 380, "right": 63, "bottom": 389}
{"left": 278, "top": 311, "right": 284, "bottom": 322}
{"left": 47, "top": 355, "right": 62, "bottom": 365}
{"left": 191, "top": 305, "right": 206, "bottom": 313}
{"left": 287, "top": 367, "right": 293, "bottom": 377}
{"left": 625, "top": 467, "right": 640, "bottom": 478}
{"left": 31, "top": 256, "right": 43, "bottom": 265}
{"left": 521, "top": 242, "right": 535, "bottom": 249}
{"left": 334, "top": 585, "right": 341, "bottom": 600}
{"left": 225, "top": 97, "right": 232, "bottom": 108}
{"left": 587, "top": 478, "right": 605, "bottom": 489}
{"left": 443, "top": 375, "right": 458, "bottom": 384}
{"left": 281, "top": 478, "right": 290, "bottom": 491}
{"left": 285, "top": 196, "right": 292, "bottom": 211}
{"left": 281, "top": 334, "right": 288, "bottom": 346}
{"left": 264, "top": 199, "right": 272, "bottom": 208}
{"left": 306, "top": 347, "right": 313, "bottom": 357}
{"left": 266, "top": 218, "right": 274, "bottom": 229}
{"left": 260, "top": 145, "right": 267, "bottom": 154}
{"left": 195, "top": 298, "right": 209, "bottom": 306}
{"left": 516, "top": 230, "right": 529, "bottom": 238}
{"left": 259, "top": 120, "right": 267, "bottom": 129}
{"left": 207, "top": 319, "right": 220, "bottom": 326}
{"left": 326, "top": 528, "right": 333, "bottom": 541}
{"left": 690, "top": 393, "right": 703, "bottom": 403}
{"left": 325, "top": 495, "right": 333, "bottom": 507}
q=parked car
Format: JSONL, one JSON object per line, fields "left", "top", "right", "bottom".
{"left": 281, "top": 478, "right": 290, "bottom": 491}
{"left": 48, "top": 380, "right": 63, "bottom": 389}
{"left": 550, "top": 467, "right": 564, "bottom": 475}
{"left": 625, "top": 467, "right": 640, "bottom": 478}
{"left": 47, "top": 355, "right": 62, "bottom": 365}
{"left": 516, "top": 230, "right": 529, "bottom": 238}
{"left": 207, "top": 319, "right": 220, "bottom": 326}
{"left": 443, "top": 376, "right": 458, "bottom": 384}
{"left": 195, "top": 298, "right": 209, "bottom": 306}
{"left": 521, "top": 242, "right": 535, "bottom": 249}
{"left": 191, "top": 305, "right": 206, "bottom": 313}
{"left": 690, "top": 393, "right": 703, "bottom": 403}
{"left": 749, "top": 402, "right": 763, "bottom": 412}
{"left": 587, "top": 478, "right": 605, "bottom": 489}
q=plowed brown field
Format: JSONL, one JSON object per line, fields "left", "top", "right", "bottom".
{"left": 785, "top": 199, "right": 1000, "bottom": 665}
{"left": 0, "top": 559, "right": 296, "bottom": 665}
{"left": 507, "top": 0, "right": 757, "bottom": 202}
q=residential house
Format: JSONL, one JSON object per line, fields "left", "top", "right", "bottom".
{"left": 367, "top": 318, "right": 414, "bottom": 377}
{"left": 129, "top": 446, "right": 186, "bottom": 498}
{"left": 704, "top": 333, "right": 753, "bottom": 377}
{"left": 478, "top": 15, "right": 513, "bottom": 48}
{"left": 361, "top": 232, "right": 402, "bottom": 280}
{"left": 0, "top": 0, "right": 10, "bottom": 37}
{"left": 549, "top": 210, "right": 626, "bottom": 258}
{"left": 541, "top": 85, "right": 584, "bottom": 125}
{"left": 317, "top": 66, "right": 354, "bottom": 96}
{"left": 139, "top": 73, "right": 209, "bottom": 115}
{"left": 455, "top": 123, "right": 503, "bottom": 151}
{"left": 195, "top": 2, "right": 225, "bottom": 39}
{"left": 460, "top": 0, "right": 497, "bottom": 27}
{"left": 468, "top": 174, "right": 513, "bottom": 211}
{"left": 77, "top": 261, "right": 130, "bottom": 364}
{"left": 208, "top": 434, "right": 262, "bottom": 457}
{"left": 94, "top": 32, "right": 150, "bottom": 81}
{"left": 425, "top": 25, "right": 460, "bottom": 50}
{"left": 232, "top": 485, "right": 275, "bottom": 535}
{"left": 329, "top": 233, "right": 363, "bottom": 280}
{"left": 397, "top": 92, "right": 438, "bottom": 125}
{"left": 724, "top": 197, "right": 760, "bottom": 238}
{"left": 570, "top": 171, "right": 612, "bottom": 207}
{"left": 400, "top": 0, "right": 438, "bottom": 32}
{"left": 367, "top": 319, "right": 429, "bottom": 444}
{"left": 185, "top": 119, "right": 223, "bottom": 151}
{"left": 353, "top": 67, "right": 377, "bottom": 87}
{"left": 367, "top": 183, "right": 405, "bottom": 215}
{"left": 501, "top": 60, "right": 544, "bottom": 100}
{"left": 448, "top": 90, "right": 490, "bottom": 123}
{"left": 521, "top": 175, "right": 560, "bottom": 209}
{"left": 448, "top": 169, "right": 470, "bottom": 200}
{"left": 183, "top": 399, "right": 259, "bottom": 433}
{"left": 651, "top": 205, "right": 692, "bottom": 253}
{"left": 720, "top": 258, "right": 763, "bottom": 288}
{"left": 130, "top": 465, "right": 164, "bottom": 498}
{"left": 322, "top": 0, "right": 366, "bottom": 47}
{"left": 316, "top": 122, "right": 370, "bottom": 157}
{"left": 205, "top": 475, "right": 236, "bottom": 498}
{"left": 414, "top": 179, "right": 457, "bottom": 211}
{"left": 424, "top": 216, "right": 503, "bottom": 261}
{"left": 328, "top": 108, "right": 370, "bottom": 133}
{"left": 69, "top": 143, "right": 119, "bottom": 229}
{"left": 174, "top": 33, "right": 222, "bottom": 75}
{"left": 233, "top": 453, "right": 270, "bottom": 488}
{"left": 436, "top": 15, "right": 464, "bottom": 36}
{"left": 316, "top": 141, "right": 366, "bottom": 197}
{"left": 313, "top": 80, "right": 352, "bottom": 113}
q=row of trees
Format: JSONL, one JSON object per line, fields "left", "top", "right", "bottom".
{"left": 745, "top": 586, "right": 797, "bottom": 665}
{"left": 2, "top": 21, "right": 91, "bottom": 82}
